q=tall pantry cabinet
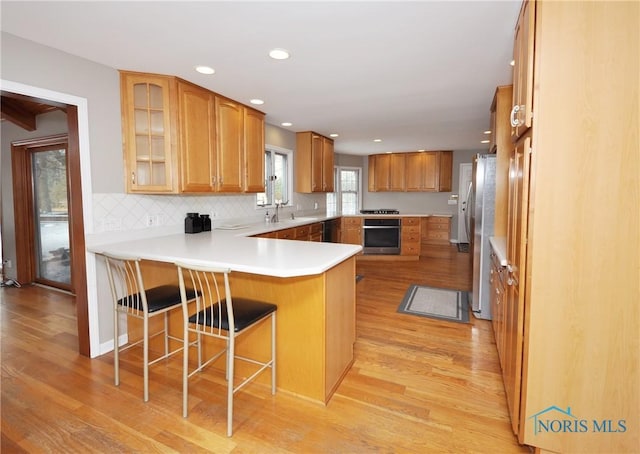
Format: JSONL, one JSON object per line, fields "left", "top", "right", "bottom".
{"left": 505, "top": 1, "right": 639, "bottom": 452}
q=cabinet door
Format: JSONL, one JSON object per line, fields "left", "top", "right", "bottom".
{"left": 405, "top": 152, "right": 438, "bottom": 191}
{"left": 373, "top": 154, "right": 391, "bottom": 191}
{"left": 340, "top": 217, "right": 362, "bottom": 246}
{"left": 178, "top": 82, "right": 215, "bottom": 192}
{"left": 311, "top": 133, "right": 324, "bottom": 192}
{"left": 244, "top": 108, "right": 265, "bottom": 193}
{"left": 511, "top": 0, "right": 535, "bottom": 140}
{"left": 505, "top": 134, "right": 531, "bottom": 436}
{"left": 437, "top": 151, "right": 452, "bottom": 191}
{"left": 216, "top": 97, "right": 244, "bottom": 193}
{"left": 368, "top": 155, "right": 377, "bottom": 192}
{"left": 121, "top": 72, "right": 176, "bottom": 193}
{"left": 405, "top": 152, "right": 424, "bottom": 191}
{"left": 389, "top": 153, "right": 406, "bottom": 191}
{"left": 422, "top": 152, "right": 438, "bottom": 191}
{"left": 321, "top": 136, "right": 334, "bottom": 192}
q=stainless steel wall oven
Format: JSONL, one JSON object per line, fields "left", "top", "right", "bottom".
{"left": 362, "top": 218, "right": 401, "bottom": 254}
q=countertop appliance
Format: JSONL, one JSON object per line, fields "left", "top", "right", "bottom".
{"left": 466, "top": 154, "right": 497, "bottom": 320}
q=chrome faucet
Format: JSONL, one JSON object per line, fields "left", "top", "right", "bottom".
{"left": 271, "top": 200, "right": 289, "bottom": 223}
{"left": 271, "top": 203, "right": 281, "bottom": 223}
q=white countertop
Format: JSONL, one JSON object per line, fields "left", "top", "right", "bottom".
{"left": 489, "top": 236, "right": 508, "bottom": 266}
{"left": 89, "top": 216, "right": 361, "bottom": 278}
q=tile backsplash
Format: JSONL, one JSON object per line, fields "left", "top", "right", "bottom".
{"left": 92, "top": 192, "right": 326, "bottom": 233}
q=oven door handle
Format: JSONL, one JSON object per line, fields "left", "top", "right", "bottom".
{"left": 362, "top": 225, "right": 401, "bottom": 229}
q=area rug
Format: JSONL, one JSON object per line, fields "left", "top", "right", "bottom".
{"left": 397, "top": 285, "right": 469, "bottom": 323}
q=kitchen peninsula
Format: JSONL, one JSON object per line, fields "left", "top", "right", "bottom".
{"left": 90, "top": 220, "right": 362, "bottom": 404}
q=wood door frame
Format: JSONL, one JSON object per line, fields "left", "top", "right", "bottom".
{"left": 11, "top": 134, "right": 70, "bottom": 289}
{"left": 8, "top": 104, "right": 90, "bottom": 356}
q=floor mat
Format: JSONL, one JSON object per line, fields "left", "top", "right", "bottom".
{"left": 397, "top": 285, "right": 469, "bottom": 323}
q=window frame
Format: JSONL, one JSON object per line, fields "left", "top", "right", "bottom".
{"left": 328, "top": 165, "right": 362, "bottom": 215}
{"left": 256, "top": 144, "right": 293, "bottom": 208}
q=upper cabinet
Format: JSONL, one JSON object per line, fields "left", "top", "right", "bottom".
{"left": 120, "top": 71, "right": 265, "bottom": 194}
{"left": 295, "top": 131, "right": 334, "bottom": 193}
{"left": 370, "top": 151, "right": 452, "bottom": 192}
{"left": 120, "top": 72, "right": 177, "bottom": 193}
{"left": 510, "top": 0, "right": 534, "bottom": 140}
{"left": 244, "top": 108, "right": 266, "bottom": 193}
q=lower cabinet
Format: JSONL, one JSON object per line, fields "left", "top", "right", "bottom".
{"left": 340, "top": 217, "right": 363, "bottom": 247}
{"left": 401, "top": 217, "right": 421, "bottom": 256}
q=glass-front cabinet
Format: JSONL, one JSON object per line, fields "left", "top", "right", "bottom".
{"left": 121, "top": 72, "right": 176, "bottom": 192}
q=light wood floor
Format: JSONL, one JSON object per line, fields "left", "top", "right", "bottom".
{"left": 1, "top": 246, "right": 529, "bottom": 453}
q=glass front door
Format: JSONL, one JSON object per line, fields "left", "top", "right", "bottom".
{"left": 32, "top": 147, "right": 71, "bottom": 287}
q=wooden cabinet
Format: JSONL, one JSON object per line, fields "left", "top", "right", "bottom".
{"left": 120, "top": 71, "right": 265, "bottom": 194}
{"left": 490, "top": 85, "right": 514, "bottom": 238}
{"left": 369, "top": 154, "right": 405, "bottom": 191}
{"left": 243, "top": 108, "right": 266, "bottom": 193}
{"left": 489, "top": 248, "right": 507, "bottom": 370}
{"left": 400, "top": 217, "right": 421, "bottom": 256}
{"left": 295, "top": 131, "right": 334, "bottom": 193}
{"left": 371, "top": 151, "right": 452, "bottom": 192}
{"left": 421, "top": 216, "right": 451, "bottom": 245}
{"left": 177, "top": 81, "right": 214, "bottom": 192}
{"left": 340, "top": 217, "right": 362, "bottom": 248}
{"left": 405, "top": 152, "right": 432, "bottom": 191}
{"left": 497, "top": 2, "right": 639, "bottom": 452}
{"left": 120, "top": 72, "right": 177, "bottom": 192}
{"left": 215, "top": 96, "right": 244, "bottom": 193}
{"left": 309, "top": 222, "right": 323, "bottom": 242}
{"left": 510, "top": 0, "right": 534, "bottom": 140}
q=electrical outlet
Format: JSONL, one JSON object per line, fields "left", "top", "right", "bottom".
{"left": 145, "top": 215, "right": 155, "bottom": 227}
{"left": 2, "top": 259, "right": 12, "bottom": 269}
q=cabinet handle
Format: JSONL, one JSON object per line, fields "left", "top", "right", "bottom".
{"left": 131, "top": 172, "right": 135, "bottom": 184}
{"left": 510, "top": 105, "right": 520, "bottom": 127}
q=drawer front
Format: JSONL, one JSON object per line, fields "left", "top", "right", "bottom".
{"left": 402, "top": 232, "right": 421, "bottom": 243}
{"left": 309, "top": 222, "right": 323, "bottom": 234}
{"left": 309, "top": 232, "right": 323, "bottom": 242}
{"left": 428, "top": 217, "right": 450, "bottom": 226}
{"left": 428, "top": 222, "right": 450, "bottom": 231}
{"left": 342, "top": 217, "right": 362, "bottom": 226}
{"left": 402, "top": 217, "right": 420, "bottom": 226}
{"left": 277, "top": 228, "right": 296, "bottom": 240}
{"left": 402, "top": 225, "right": 420, "bottom": 235}
{"left": 401, "top": 243, "right": 421, "bottom": 255}
{"left": 295, "top": 225, "right": 310, "bottom": 238}
{"left": 427, "top": 231, "right": 449, "bottom": 240}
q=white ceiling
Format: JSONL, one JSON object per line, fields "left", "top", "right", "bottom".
{"left": 1, "top": 1, "right": 521, "bottom": 155}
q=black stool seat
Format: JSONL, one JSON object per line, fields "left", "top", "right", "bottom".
{"left": 189, "top": 298, "right": 277, "bottom": 332}
{"left": 119, "top": 285, "right": 198, "bottom": 313}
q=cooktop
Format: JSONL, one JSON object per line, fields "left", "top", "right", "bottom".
{"left": 359, "top": 209, "right": 400, "bottom": 215}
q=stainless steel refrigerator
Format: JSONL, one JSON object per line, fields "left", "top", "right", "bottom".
{"left": 464, "top": 154, "right": 496, "bottom": 320}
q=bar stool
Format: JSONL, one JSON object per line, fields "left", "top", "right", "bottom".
{"left": 176, "top": 260, "right": 277, "bottom": 437}
{"left": 99, "top": 252, "right": 196, "bottom": 401}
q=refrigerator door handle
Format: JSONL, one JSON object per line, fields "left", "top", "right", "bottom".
{"left": 464, "top": 181, "right": 473, "bottom": 242}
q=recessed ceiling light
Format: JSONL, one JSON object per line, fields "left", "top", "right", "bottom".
{"left": 483, "top": 130, "right": 492, "bottom": 135}
{"left": 269, "top": 48, "right": 290, "bottom": 60}
{"left": 481, "top": 140, "right": 490, "bottom": 144}
{"left": 329, "top": 133, "right": 339, "bottom": 138}
{"left": 373, "top": 139, "right": 382, "bottom": 143}
{"left": 281, "top": 122, "right": 292, "bottom": 127}
{"left": 510, "top": 60, "right": 515, "bottom": 66}
{"left": 250, "top": 99, "right": 264, "bottom": 105}
{"left": 195, "top": 65, "right": 215, "bottom": 75}
{"left": 418, "top": 149, "right": 426, "bottom": 152}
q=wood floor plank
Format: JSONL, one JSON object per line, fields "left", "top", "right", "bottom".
{"left": 1, "top": 249, "right": 528, "bottom": 452}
